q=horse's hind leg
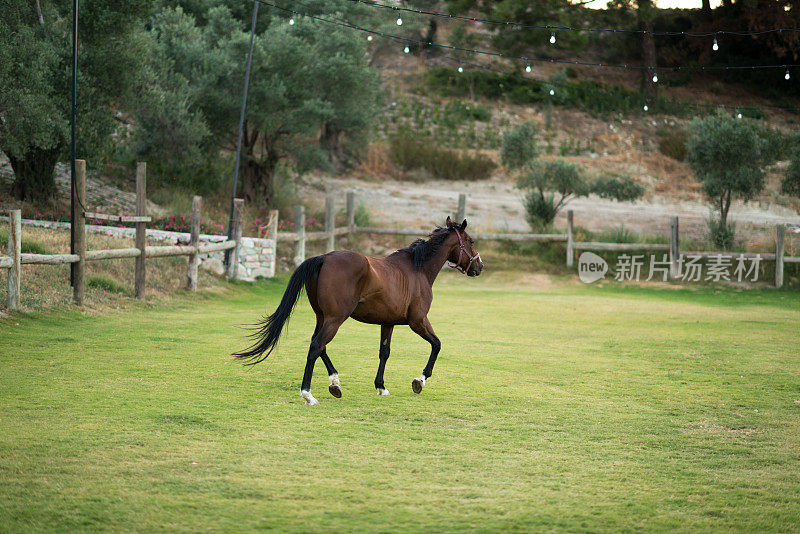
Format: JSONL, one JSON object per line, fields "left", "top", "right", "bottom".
{"left": 321, "top": 350, "right": 341, "bottom": 398}
{"left": 300, "top": 318, "right": 345, "bottom": 405}
{"left": 374, "top": 325, "right": 394, "bottom": 396}
{"left": 311, "top": 314, "right": 342, "bottom": 398}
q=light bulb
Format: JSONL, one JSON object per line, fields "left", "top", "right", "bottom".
{"left": 403, "top": 46, "right": 409, "bottom": 54}
{"left": 652, "top": 73, "right": 658, "bottom": 83}
{"left": 549, "top": 89, "right": 555, "bottom": 96}
{"left": 525, "top": 65, "right": 531, "bottom": 73}
{"left": 643, "top": 104, "right": 649, "bottom": 111}
{"left": 396, "top": 17, "right": 403, "bottom": 26}
{"left": 458, "top": 66, "right": 463, "bottom": 73}
{"left": 786, "top": 68, "right": 791, "bottom": 80}
{"left": 712, "top": 37, "right": 718, "bottom": 51}
{"left": 550, "top": 32, "right": 556, "bottom": 44}
{"left": 737, "top": 112, "right": 742, "bottom": 119}
{"left": 289, "top": 18, "right": 294, "bottom": 25}
{"left": 367, "top": 35, "right": 373, "bottom": 42}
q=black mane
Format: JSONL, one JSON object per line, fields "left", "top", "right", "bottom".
{"left": 394, "top": 226, "right": 452, "bottom": 269}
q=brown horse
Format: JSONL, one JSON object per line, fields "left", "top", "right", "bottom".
{"left": 233, "top": 217, "right": 483, "bottom": 405}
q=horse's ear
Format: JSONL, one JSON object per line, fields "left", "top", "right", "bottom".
{"left": 445, "top": 216, "right": 452, "bottom": 227}
{"left": 461, "top": 219, "right": 468, "bottom": 229}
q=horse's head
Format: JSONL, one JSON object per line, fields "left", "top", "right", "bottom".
{"left": 445, "top": 216, "right": 483, "bottom": 277}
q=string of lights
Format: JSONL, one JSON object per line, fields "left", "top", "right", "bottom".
{"left": 257, "top": 0, "right": 799, "bottom": 113}
{"left": 436, "top": 53, "right": 800, "bottom": 114}
{"left": 344, "top": 0, "right": 800, "bottom": 38}
{"left": 261, "top": 0, "right": 799, "bottom": 74}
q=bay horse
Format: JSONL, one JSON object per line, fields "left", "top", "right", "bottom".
{"left": 233, "top": 217, "right": 483, "bottom": 405}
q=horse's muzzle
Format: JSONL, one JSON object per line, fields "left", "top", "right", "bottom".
{"left": 468, "top": 261, "right": 483, "bottom": 276}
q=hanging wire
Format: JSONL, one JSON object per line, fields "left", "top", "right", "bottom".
{"left": 257, "top": 0, "right": 800, "bottom": 113}
{"left": 344, "top": 0, "right": 800, "bottom": 37}
{"left": 259, "top": 0, "right": 800, "bottom": 73}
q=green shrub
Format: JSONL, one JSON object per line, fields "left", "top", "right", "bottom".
{"left": 87, "top": 274, "right": 129, "bottom": 294}
{"left": 523, "top": 191, "right": 558, "bottom": 229}
{"left": 443, "top": 100, "right": 492, "bottom": 123}
{"left": 758, "top": 126, "right": 792, "bottom": 162}
{"left": 740, "top": 106, "right": 765, "bottom": 120}
{"left": 389, "top": 134, "right": 496, "bottom": 181}
{"left": 518, "top": 160, "right": 588, "bottom": 228}
{"left": 592, "top": 174, "right": 645, "bottom": 201}
{"left": 424, "top": 67, "right": 689, "bottom": 117}
{"left": 0, "top": 229, "right": 51, "bottom": 254}
{"left": 353, "top": 203, "right": 371, "bottom": 227}
{"left": 657, "top": 127, "right": 689, "bottom": 161}
{"left": 706, "top": 215, "right": 736, "bottom": 249}
{"left": 594, "top": 225, "right": 637, "bottom": 244}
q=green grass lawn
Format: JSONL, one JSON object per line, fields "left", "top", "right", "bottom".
{"left": 1, "top": 274, "right": 799, "bottom": 532}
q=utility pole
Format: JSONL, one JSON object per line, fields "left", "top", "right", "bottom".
{"left": 225, "top": 0, "right": 259, "bottom": 268}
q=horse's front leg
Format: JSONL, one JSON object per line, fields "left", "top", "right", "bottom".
{"left": 409, "top": 317, "right": 440, "bottom": 394}
{"left": 374, "top": 324, "right": 394, "bottom": 395}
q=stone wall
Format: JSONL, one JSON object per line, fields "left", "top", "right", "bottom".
{"left": 1, "top": 217, "right": 275, "bottom": 281}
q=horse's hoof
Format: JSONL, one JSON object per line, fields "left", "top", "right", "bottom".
{"left": 300, "top": 390, "right": 318, "bottom": 406}
{"left": 411, "top": 378, "right": 424, "bottom": 394}
{"left": 329, "top": 384, "right": 342, "bottom": 398}
{"left": 377, "top": 388, "right": 390, "bottom": 396}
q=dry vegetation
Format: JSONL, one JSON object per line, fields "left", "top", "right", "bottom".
{"left": 0, "top": 225, "right": 227, "bottom": 314}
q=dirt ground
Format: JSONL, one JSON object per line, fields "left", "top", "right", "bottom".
{"left": 300, "top": 173, "right": 800, "bottom": 244}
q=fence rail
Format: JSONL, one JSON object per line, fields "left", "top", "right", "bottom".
{"left": 276, "top": 192, "right": 797, "bottom": 290}
{"left": 1, "top": 160, "right": 245, "bottom": 311}
{"left": 3, "top": 187, "right": 799, "bottom": 311}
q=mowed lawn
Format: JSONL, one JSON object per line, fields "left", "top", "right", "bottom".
{"left": 1, "top": 275, "right": 799, "bottom": 532}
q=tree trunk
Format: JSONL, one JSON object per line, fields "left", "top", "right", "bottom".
{"left": 423, "top": 19, "right": 438, "bottom": 56}
{"left": 638, "top": 0, "right": 658, "bottom": 101}
{"left": 320, "top": 122, "right": 345, "bottom": 173}
{"left": 240, "top": 150, "right": 278, "bottom": 208}
{"left": 720, "top": 189, "right": 732, "bottom": 226}
{"left": 701, "top": 0, "right": 711, "bottom": 17}
{"left": 7, "top": 146, "right": 61, "bottom": 202}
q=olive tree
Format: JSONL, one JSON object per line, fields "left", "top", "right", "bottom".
{"left": 0, "top": 0, "right": 150, "bottom": 201}
{"left": 140, "top": 5, "right": 381, "bottom": 205}
{"left": 686, "top": 113, "right": 768, "bottom": 245}
{"left": 502, "top": 121, "right": 643, "bottom": 229}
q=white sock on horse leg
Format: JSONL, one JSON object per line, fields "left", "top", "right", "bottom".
{"left": 300, "top": 389, "right": 318, "bottom": 405}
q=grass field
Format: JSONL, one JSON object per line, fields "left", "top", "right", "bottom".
{"left": 1, "top": 274, "right": 799, "bottom": 532}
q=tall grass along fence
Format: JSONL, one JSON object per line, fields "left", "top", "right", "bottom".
{"left": 0, "top": 160, "right": 276, "bottom": 310}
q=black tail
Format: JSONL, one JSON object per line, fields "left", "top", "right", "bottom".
{"left": 233, "top": 255, "right": 324, "bottom": 365}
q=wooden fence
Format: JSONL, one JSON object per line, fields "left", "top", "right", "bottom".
{"left": 280, "top": 192, "right": 797, "bottom": 289}
{"left": 3, "top": 187, "right": 798, "bottom": 311}
{"left": 1, "top": 160, "right": 243, "bottom": 310}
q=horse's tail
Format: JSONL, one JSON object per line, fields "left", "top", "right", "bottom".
{"left": 232, "top": 255, "right": 324, "bottom": 365}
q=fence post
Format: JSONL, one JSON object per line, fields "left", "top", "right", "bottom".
{"left": 566, "top": 210, "right": 574, "bottom": 268}
{"left": 456, "top": 193, "right": 467, "bottom": 222}
{"left": 294, "top": 205, "right": 305, "bottom": 267}
{"left": 775, "top": 224, "right": 785, "bottom": 289}
{"left": 187, "top": 195, "right": 201, "bottom": 291}
{"left": 346, "top": 191, "right": 355, "bottom": 231}
{"left": 73, "top": 159, "right": 86, "bottom": 306}
{"left": 325, "top": 197, "right": 335, "bottom": 252}
{"left": 227, "top": 198, "right": 244, "bottom": 279}
{"left": 134, "top": 162, "right": 147, "bottom": 299}
{"left": 7, "top": 210, "right": 21, "bottom": 311}
{"left": 268, "top": 209, "right": 279, "bottom": 277}
{"left": 669, "top": 216, "right": 680, "bottom": 279}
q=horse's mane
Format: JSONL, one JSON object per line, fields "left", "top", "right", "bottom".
{"left": 393, "top": 226, "right": 452, "bottom": 269}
